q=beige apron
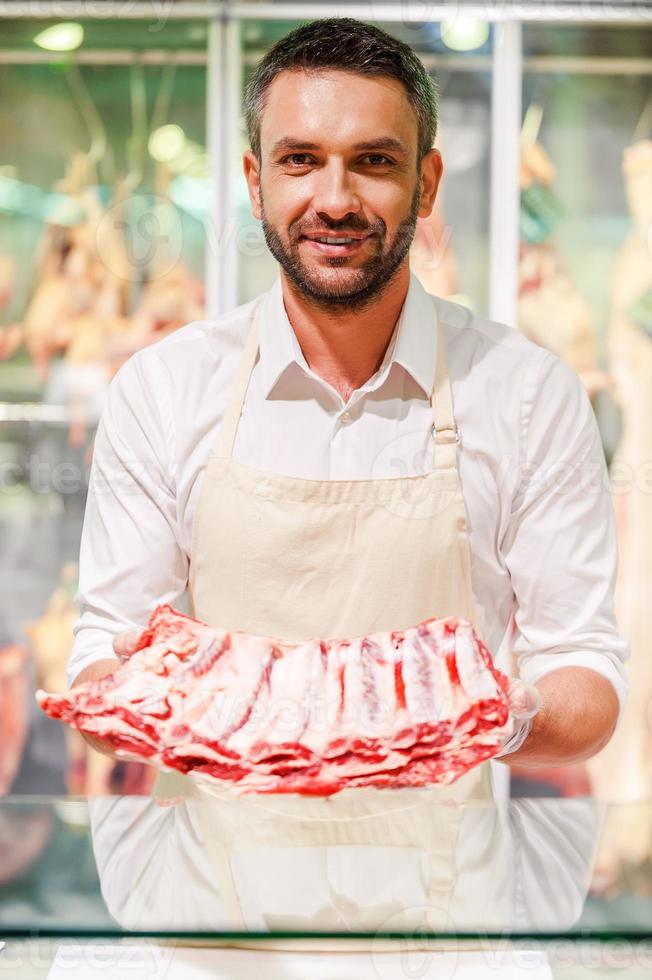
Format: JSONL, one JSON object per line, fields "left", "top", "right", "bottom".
{"left": 153, "top": 295, "right": 495, "bottom": 945}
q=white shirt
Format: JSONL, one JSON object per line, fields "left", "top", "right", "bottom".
{"left": 69, "top": 271, "right": 629, "bottom": 718}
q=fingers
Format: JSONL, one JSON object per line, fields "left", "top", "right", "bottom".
{"left": 112, "top": 629, "right": 142, "bottom": 660}
{"left": 113, "top": 749, "right": 146, "bottom": 764}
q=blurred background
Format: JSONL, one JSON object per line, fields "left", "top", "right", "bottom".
{"left": 0, "top": 0, "right": 650, "bottom": 844}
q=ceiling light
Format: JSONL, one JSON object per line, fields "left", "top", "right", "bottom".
{"left": 441, "top": 18, "right": 489, "bottom": 53}
{"left": 34, "top": 23, "right": 84, "bottom": 52}
{"left": 149, "top": 124, "right": 186, "bottom": 162}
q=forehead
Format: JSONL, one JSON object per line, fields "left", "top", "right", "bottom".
{"left": 259, "top": 69, "right": 418, "bottom": 153}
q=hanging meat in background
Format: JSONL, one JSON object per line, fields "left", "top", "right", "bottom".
{"left": 409, "top": 98, "right": 486, "bottom": 310}
{"left": 25, "top": 563, "right": 154, "bottom": 797}
{"left": 410, "top": 92, "right": 491, "bottom": 311}
{"left": 0, "top": 257, "right": 23, "bottom": 360}
{"left": 587, "top": 138, "right": 652, "bottom": 881}
{"left": 0, "top": 256, "right": 19, "bottom": 358}
{"left": 517, "top": 131, "right": 607, "bottom": 398}
{"left": 0, "top": 154, "right": 126, "bottom": 382}
{"left": 0, "top": 644, "right": 29, "bottom": 795}
{"left": 0, "top": 255, "right": 14, "bottom": 311}
{"left": 104, "top": 162, "right": 205, "bottom": 376}
{"left": 410, "top": 204, "right": 460, "bottom": 303}
{"left": 57, "top": 164, "right": 134, "bottom": 448}
{"left": 0, "top": 154, "right": 128, "bottom": 448}
{"left": 0, "top": 154, "right": 205, "bottom": 449}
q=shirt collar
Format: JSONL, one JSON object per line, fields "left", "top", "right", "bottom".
{"left": 257, "top": 270, "right": 437, "bottom": 399}
{"left": 391, "top": 270, "right": 438, "bottom": 397}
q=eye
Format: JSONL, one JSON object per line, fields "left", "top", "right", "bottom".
{"left": 282, "top": 153, "right": 314, "bottom": 167}
{"left": 363, "top": 155, "right": 394, "bottom": 166}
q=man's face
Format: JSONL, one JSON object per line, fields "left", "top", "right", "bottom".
{"left": 244, "top": 70, "right": 441, "bottom": 311}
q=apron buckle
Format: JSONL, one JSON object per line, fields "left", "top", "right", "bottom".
{"left": 432, "top": 423, "right": 461, "bottom": 446}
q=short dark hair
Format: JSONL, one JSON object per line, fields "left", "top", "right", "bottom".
{"left": 244, "top": 17, "right": 438, "bottom": 165}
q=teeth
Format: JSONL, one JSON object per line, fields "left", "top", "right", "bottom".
{"left": 315, "top": 237, "right": 357, "bottom": 244}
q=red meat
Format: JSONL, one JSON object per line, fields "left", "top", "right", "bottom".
{"left": 36, "top": 606, "right": 513, "bottom": 795}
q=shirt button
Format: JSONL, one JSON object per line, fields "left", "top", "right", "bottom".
{"left": 340, "top": 411, "right": 352, "bottom": 424}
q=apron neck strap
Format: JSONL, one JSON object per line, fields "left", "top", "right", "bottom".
{"left": 430, "top": 311, "right": 458, "bottom": 448}
{"left": 215, "top": 299, "right": 263, "bottom": 458}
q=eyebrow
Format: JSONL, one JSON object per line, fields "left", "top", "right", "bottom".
{"left": 270, "top": 136, "right": 410, "bottom": 156}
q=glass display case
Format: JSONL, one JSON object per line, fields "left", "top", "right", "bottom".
{"left": 1, "top": 794, "right": 652, "bottom": 976}
{"left": 0, "top": 3, "right": 651, "bottom": 810}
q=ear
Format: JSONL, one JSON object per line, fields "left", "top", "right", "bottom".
{"left": 243, "top": 150, "right": 262, "bottom": 220}
{"left": 418, "top": 148, "right": 443, "bottom": 219}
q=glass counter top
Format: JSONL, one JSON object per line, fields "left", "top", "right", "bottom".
{"left": 1, "top": 791, "right": 651, "bottom": 943}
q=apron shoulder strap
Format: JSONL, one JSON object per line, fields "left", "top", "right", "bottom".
{"left": 430, "top": 309, "right": 459, "bottom": 451}
{"left": 215, "top": 299, "right": 264, "bottom": 458}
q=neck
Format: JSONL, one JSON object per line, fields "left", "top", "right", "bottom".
{"left": 279, "top": 265, "right": 410, "bottom": 402}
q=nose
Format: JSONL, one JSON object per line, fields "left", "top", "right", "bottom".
{"left": 310, "top": 158, "right": 362, "bottom": 223}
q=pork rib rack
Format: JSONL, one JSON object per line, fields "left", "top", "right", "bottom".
{"left": 37, "top": 605, "right": 513, "bottom": 795}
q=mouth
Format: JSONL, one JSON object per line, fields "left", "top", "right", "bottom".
{"left": 299, "top": 233, "right": 372, "bottom": 257}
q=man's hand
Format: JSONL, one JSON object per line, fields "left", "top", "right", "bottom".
{"left": 71, "top": 658, "right": 122, "bottom": 759}
{"left": 497, "top": 666, "right": 619, "bottom": 767}
{"left": 70, "top": 629, "right": 142, "bottom": 761}
{"left": 112, "top": 629, "right": 142, "bottom": 660}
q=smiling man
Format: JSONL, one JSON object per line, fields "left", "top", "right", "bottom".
{"left": 69, "top": 19, "right": 627, "bottom": 784}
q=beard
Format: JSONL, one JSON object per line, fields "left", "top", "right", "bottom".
{"left": 259, "top": 176, "right": 422, "bottom": 313}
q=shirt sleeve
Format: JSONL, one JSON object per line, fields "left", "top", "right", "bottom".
{"left": 501, "top": 350, "right": 629, "bottom": 720}
{"left": 67, "top": 350, "right": 188, "bottom": 687}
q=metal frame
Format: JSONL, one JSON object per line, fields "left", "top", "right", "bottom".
{"left": 1, "top": 51, "right": 650, "bottom": 74}
{"left": 205, "top": 14, "right": 223, "bottom": 317}
{"left": 1, "top": 1, "right": 651, "bottom": 22}
{"left": 0, "top": 50, "right": 207, "bottom": 63}
{"left": 223, "top": 14, "right": 242, "bottom": 315}
{"left": 204, "top": 13, "right": 241, "bottom": 317}
{"left": 0, "top": 403, "right": 70, "bottom": 423}
{"left": 233, "top": 2, "right": 652, "bottom": 22}
{"left": 489, "top": 21, "right": 522, "bottom": 327}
